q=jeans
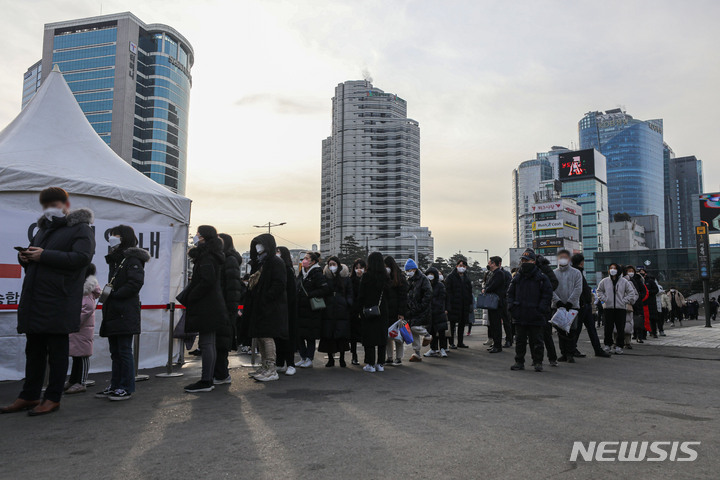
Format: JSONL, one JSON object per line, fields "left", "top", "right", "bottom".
{"left": 108, "top": 334, "right": 135, "bottom": 393}
{"left": 68, "top": 356, "right": 90, "bottom": 385}
{"left": 386, "top": 337, "right": 404, "bottom": 361}
{"left": 603, "top": 309, "right": 626, "bottom": 348}
{"left": 214, "top": 346, "right": 229, "bottom": 380}
{"left": 411, "top": 326, "right": 429, "bottom": 354}
{"left": 488, "top": 309, "right": 503, "bottom": 348}
{"left": 363, "top": 345, "right": 386, "bottom": 366}
{"left": 573, "top": 303, "right": 604, "bottom": 354}
{"left": 257, "top": 337, "right": 276, "bottom": 370}
{"left": 298, "top": 338, "right": 315, "bottom": 361}
{"left": 198, "top": 332, "right": 216, "bottom": 383}
{"left": 514, "top": 325, "right": 544, "bottom": 365}
{"left": 542, "top": 322, "right": 557, "bottom": 362}
{"left": 430, "top": 330, "right": 448, "bottom": 351}
{"left": 20, "top": 333, "right": 69, "bottom": 403}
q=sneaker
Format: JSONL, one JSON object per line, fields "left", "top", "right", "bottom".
{"left": 109, "top": 389, "right": 132, "bottom": 401}
{"left": 299, "top": 358, "right": 313, "bottom": 368}
{"left": 393, "top": 358, "right": 402, "bottom": 366}
{"left": 534, "top": 363, "right": 544, "bottom": 372}
{"left": 63, "top": 381, "right": 71, "bottom": 391}
{"left": 549, "top": 360, "right": 558, "bottom": 367}
{"left": 595, "top": 350, "right": 611, "bottom": 358}
{"left": 510, "top": 363, "right": 525, "bottom": 371}
{"left": 483, "top": 339, "right": 493, "bottom": 346}
{"left": 602, "top": 345, "right": 611, "bottom": 353}
{"left": 363, "top": 364, "right": 376, "bottom": 373}
{"left": 249, "top": 366, "right": 267, "bottom": 378}
{"left": 276, "top": 365, "right": 288, "bottom": 373}
{"left": 449, "top": 344, "right": 457, "bottom": 350}
{"left": 409, "top": 353, "right": 422, "bottom": 362}
{"left": 255, "top": 371, "right": 279, "bottom": 382}
{"left": 184, "top": 381, "right": 215, "bottom": 393}
{"left": 351, "top": 358, "right": 360, "bottom": 366}
{"left": 285, "top": 366, "right": 296, "bottom": 376}
{"left": 375, "top": 364, "right": 385, "bottom": 372}
{"left": 188, "top": 349, "right": 202, "bottom": 356}
{"left": 95, "top": 386, "right": 114, "bottom": 399}
{"left": 614, "top": 347, "right": 624, "bottom": 355}
{"left": 422, "top": 336, "right": 432, "bottom": 347}
{"left": 659, "top": 332, "right": 666, "bottom": 336}
{"left": 385, "top": 358, "right": 394, "bottom": 365}
{"left": 423, "top": 349, "right": 438, "bottom": 357}
{"left": 457, "top": 343, "right": 469, "bottom": 349}
{"left": 439, "top": 348, "right": 448, "bottom": 358}
{"left": 65, "top": 383, "right": 86, "bottom": 394}
{"left": 213, "top": 376, "right": 232, "bottom": 385}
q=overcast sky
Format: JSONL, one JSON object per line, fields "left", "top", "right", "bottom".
{"left": 1, "top": 0, "right": 718, "bottom": 260}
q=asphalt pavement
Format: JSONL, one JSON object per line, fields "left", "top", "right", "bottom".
{"left": 1, "top": 322, "right": 719, "bottom": 480}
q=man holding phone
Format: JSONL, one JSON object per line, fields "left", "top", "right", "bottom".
{"left": 1, "top": 187, "right": 95, "bottom": 416}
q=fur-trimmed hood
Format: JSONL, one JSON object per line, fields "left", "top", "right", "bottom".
{"left": 38, "top": 208, "right": 94, "bottom": 228}
{"left": 324, "top": 263, "right": 350, "bottom": 279}
{"left": 83, "top": 275, "right": 100, "bottom": 296}
{"left": 123, "top": 247, "right": 151, "bottom": 263}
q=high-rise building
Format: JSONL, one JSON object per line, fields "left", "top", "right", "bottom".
{"left": 633, "top": 215, "right": 661, "bottom": 250}
{"left": 320, "top": 80, "right": 433, "bottom": 262}
{"left": 579, "top": 109, "right": 665, "bottom": 248}
{"left": 609, "top": 219, "right": 648, "bottom": 251}
{"left": 557, "top": 148, "right": 610, "bottom": 285}
{"left": 667, "top": 156, "right": 704, "bottom": 248}
{"left": 25, "top": 12, "right": 193, "bottom": 194}
{"left": 512, "top": 153, "right": 558, "bottom": 249}
{"left": 530, "top": 197, "right": 583, "bottom": 267}
{"left": 662, "top": 142, "right": 675, "bottom": 248}
{"left": 21, "top": 60, "right": 43, "bottom": 109}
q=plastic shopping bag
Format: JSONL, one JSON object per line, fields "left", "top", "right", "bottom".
{"left": 399, "top": 322, "right": 413, "bottom": 344}
{"left": 388, "top": 320, "right": 403, "bottom": 340}
{"left": 550, "top": 307, "right": 578, "bottom": 333}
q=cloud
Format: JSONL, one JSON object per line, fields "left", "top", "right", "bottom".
{"left": 234, "top": 93, "right": 326, "bottom": 115}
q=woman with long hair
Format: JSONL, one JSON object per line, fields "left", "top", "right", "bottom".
{"left": 214, "top": 233, "right": 243, "bottom": 385}
{"left": 358, "top": 252, "right": 390, "bottom": 372}
{"left": 276, "top": 246, "right": 299, "bottom": 376}
{"left": 384, "top": 256, "right": 408, "bottom": 365}
{"left": 296, "top": 251, "right": 331, "bottom": 368}
{"left": 596, "top": 263, "right": 638, "bottom": 355}
{"left": 318, "top": 256, "right": 353, "bottom": 367}
{"left": 349, "top": 259, "right": 367, "bottom": 365}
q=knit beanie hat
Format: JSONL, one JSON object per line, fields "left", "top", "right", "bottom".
{"left": 404, "top": 258, "right": 418, "bottom": 271}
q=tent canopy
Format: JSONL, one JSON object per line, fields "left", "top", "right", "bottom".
{"left": 0, "top": 66, "right": 191, "bottom": 223}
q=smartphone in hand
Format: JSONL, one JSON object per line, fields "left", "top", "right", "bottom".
{"left": 14, "top": 246, "right": 28, "bottom": 252}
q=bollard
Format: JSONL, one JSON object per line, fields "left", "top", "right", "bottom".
{"left": 134, "top": 333, "right": 150, "bottom": 382}
{"left": 157, "top": 303, "right": 183, "bottom": 378}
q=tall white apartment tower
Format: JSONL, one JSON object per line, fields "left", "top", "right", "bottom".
{"left": 320, "top": 80, "right": 433, "bottom": 262}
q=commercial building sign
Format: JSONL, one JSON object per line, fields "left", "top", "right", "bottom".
{"left": 699, "top": 193, "right": 720, "bottom": 233}
{"left": 533, "top": 237, "right": 564, "bottom": 249}
{"left": 696, "top": 226, "right": 711, "bottom": 280}
{"left": 531, "top": 201, "right": 562, "bottom": 213}
{"left": 533, "top": 219, "right": 563, "bottom": 231}
{"left": 559, "top": 149, "right": 596, "bottom": 180}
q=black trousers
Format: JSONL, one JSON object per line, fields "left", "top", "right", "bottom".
{"left": 573, "top": 304, "right": 604, "bottom": 354}
{"left": 488, "top": 309, "right": 503, "bottom": 348}
{"left": 515, "top": 324, "right": 544, "bottom": 365}
{"left": 603, "top": 309, "right": 626, "bottom": 348}
{"left": 542, "top": 321, "right": 557, "bottom": 362}
{"left": 501, "top": 305, "right": 513, "bottom": 343}
{"left": 20, "top": 333, "right": 69, "bottom": 403}
{"left": 430, "top": 330, "right": 448, "bottom": 350}
{"left": 363, "top": 345, "right": 386, "bottom": 366}
{"left": 214, "top": 346, "right": 229, "bottom": 380}
{"left": 449, "top": 319, "right": 467, "bottom": 346}
{"left": 274, "top": 337, "right": 296, "bottom": 368}
{"left": 68, "top": 356, "right": 89, "bottom": 385}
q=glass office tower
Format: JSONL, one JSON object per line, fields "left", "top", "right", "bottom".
{"left": 27, "top": 13, "right": 193, "bottom": 194}
{"left": 21, "top": 61, "right": 43, "bottom": 109}
{"left": 667, "top": 156, "right": 704, "bottom": 248}
{"left": 579, "top": 109, "right": 665, "bottom": 248}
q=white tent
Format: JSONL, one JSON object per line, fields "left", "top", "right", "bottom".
{"left": 0, "top": 66, "right": 192, "bottom": 380}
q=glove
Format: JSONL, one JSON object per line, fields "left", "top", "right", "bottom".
{"left": 565, "top": 302, "right": 574, "bottom": 310}
{"left": 556, "top": 301, "right": 565, "bottom": 309}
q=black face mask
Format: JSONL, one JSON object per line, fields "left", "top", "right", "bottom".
{"left": 520, "top": 263, "right": 534, "bottom": 274}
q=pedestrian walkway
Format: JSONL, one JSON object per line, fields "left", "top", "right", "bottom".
{"left": 651, "top": 319, "right": 720, "bottom": 348}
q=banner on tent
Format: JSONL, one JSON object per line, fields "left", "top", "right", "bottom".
{"left": 0, "top": 208, "right": 173, "bottom": 306}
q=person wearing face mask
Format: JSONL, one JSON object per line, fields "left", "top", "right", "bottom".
{"left": 275, "top": 247, "right": 298, "bottom": 376}
{"left": 596, "top": 263, "right": 638, "bottom": 354}
{"left": 2, "top": 188, "right": 95, "bottom": 416}
{"left": 212, "top": 234, "right": 243, "bottom": 385}
{"left": 424, "top": 267, "right": 449, "bottom": 358}
{"left": 181, "top": 226, "right": 229, "bottom": 392}
{"left": 551, "top": 250, "right": 583, "bottom": 363}
{"left": 508, "top": 250, "right": 553, "bottom": 372}
{"left": 318, "top": 257, "right": 353, "bottom": 367}
{"left": 534, "top": 253, "right": 560, "bottom": 367}
{"left": 638, "top": 268, "right": 657, "bottom": 339}
{"left": 296, "top": 251, "right": 331, "bottom": 368}
{"left": 483, "top": 256, "right": 507, "bottom": 354}
{"left": 445, "top": 259, "right": 473, "bottom": 349}
{"left": 357, "top": 252, "right": 391, "bottom": 372}
{"left": 404, "top": 258, "right": 433, "bottom": 362}
{"left": 571, "top": 253, "right": 611, "bottom": 358}
{"left": 384, "top": 256, "right": 409, "bottom": 365}
{"left": 667, "top": 286, "right": 686, "bottom": 327}
{"left": 95, "top": 225, "right": 150, "bottom": 401}
{"left": 349, "top": 259, "right": 367, "bottom": 365}
{"left": 625, "top": 266, "right": 648, "bottom": 345}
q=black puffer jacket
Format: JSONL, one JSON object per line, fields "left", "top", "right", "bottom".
{"left": 100, "top": 247, "right": 150, "bottom": 337}
{"left": 17, "top": 209, "right": 95, "bottom": 335}
{"left": 427, "top": 267, "right": 448, "bottom": 334}
{"left": 220, "top": 249, "right": 242, "bottom": 349}
{"left": 297, "top": 264, "right": 331, "bottom": 339}
{"left": 386, "top": 274, "right": 409, "bottom": 327}
{"left": 184, "top": 238, "right": 228, "bottom": 334}
{"left": 406, "top": 271, "right": 432, "bottom": 327}
{"left": 350, "top": 274, "right": 363, "bottom": 342}
{"left": 247, "top": 234, "right": 288, "bottom": 339}
{"left": 445, "top": 269, "right": 473, "bottom": 324}
{"left": 321, "top": 264, "right": 353, "bottom": 340}
{"left": 507, "top": 265, "right": 553, "bottom": 326}
{"left": 628, "top": 274, "right": 648, "bottom": 316}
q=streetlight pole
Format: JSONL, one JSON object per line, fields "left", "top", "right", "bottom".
{"left": 253, "top": 221, "right": 287, "bottom": 234}
{"left": 469, "top": 249, "right": 490, "bottom": 263}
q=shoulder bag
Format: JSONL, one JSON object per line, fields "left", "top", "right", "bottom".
{"left": 363, "top": 291, "right": 383, "bottom": 318}
{"left": 301, "top": 277, "right": 326, "bottom": 311}
{"left": 99, "top": 258, "right": 126, "bottom": 303}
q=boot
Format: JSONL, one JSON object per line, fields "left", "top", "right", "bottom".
{"left": 339, "top": 352, "right": 347, "bottom": 368}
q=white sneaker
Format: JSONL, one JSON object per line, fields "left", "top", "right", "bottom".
{"left": 602, "top": 345, "right": 611, "bottom": 353}
{"left": 213, "top": 376, "right": 232, "bottom": 385}
{"left": 255, "top": 371, "right": 280, "bottom": 382}
{"left": 375, "top": 364, "right": 385, "bottom": 372}
{"left": 301, "top": 358, "right": 313, "bottom": 368}
{"left": 440, "top": 348, "right": 448, "bottom": 358}
{"left": 248, "top": 367, "right": 266, "bottom": 378}
{"left": 276, "top": 366, "right": 288, "bottom": 374}
{"left": 614, "top": 347, "right": 624, "bottom": 355}
{"left": 423, "top": 349, "right": 438, "bottom": 357}
{"left": 363, "top": 364, "right": 376, "bottom": 373}
{"left": 285, "top": 366, "right": 296, "bottom": 376}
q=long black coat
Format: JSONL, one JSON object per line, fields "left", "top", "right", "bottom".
{"left": 285, "top": 264, "right": 299, "bottom": 346}
{"left": 17, "top": 209, "right": 95, "bottom": 335}
{"left": 297, "top": 264, "right": 331, "bottom": 340}
{"left": 318, "top": 265, "right": 353, "bottom": 352}
{"left": 427, "top": 269, "right": 448, "bottom": 334}
{"left": 507, "top": 265, "right": 553, "bottom": 326}
{"left": 100, "top": 247, "right": 149, "bottom": 337}
{"left": 350, "top": 274, "right": 363, "bottom": 342}
{"left": 406, "top": 271, "right": 432, "bottom": 327}
{"left": 644, "top": 274, "right": 659, "bottom": 317}
{"left": 247, "top": 234, "right": 288, "bottom": 339}
{"left": 484, "top": 268, "right": 507, "bottom": 307}
{"left": 385, "top": 275, "right": 409, "bottom": 327}
{"left": 220, "top": 250, "right": 242, "bottom": 349}
{"left": 184, "top": 238, "right": 229, "bottom": 334}
{"left": 444, "top": 269, "right": 473, "bottom": 324}
{"left": 358, "top": 271, "right": 390, "bottom": 347}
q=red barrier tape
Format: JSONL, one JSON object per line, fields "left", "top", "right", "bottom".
{"left": 0, "top": 304, "right": 243, "bottom": 311}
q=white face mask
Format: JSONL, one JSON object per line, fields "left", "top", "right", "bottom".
{"left": 457, "top": 267, "right": 466, "bottom": 273}
{"left": 276, "top": 253, "right": 282, "bottom": 257}
{"left": 43, "top": 207, "right": 65, "bottom": 222}
{"left": 356, "top": 268, "right": 365, "bottom": 276}
{"left": 558, "top": 258, "right": 569, "bottom": 267}
{"left": 256, "top": 244, "right": 265, "bottom": 254}
{"left": 108, "top": 236, "right": 122, "bottom": 249}
{"left": 329, "top": 265, "right": 338, "bottom": 273}
{"left": 192, "top": 235, "right": 200, "bottom": 245}
{"left": 609, "top": 269, "right": 617, "bottom": 276}
{"left": 627, "top": 272, "right": 635, "bottom": 278}
{"left": 406, "top": 270, "right": 415, "bottom": 278}
{"left": 427, "top": 274, "right": 435, "bottom": 281}
{"left": 439, "top": 274, "right": 444, "bottom": 281}
{"left": 385, "top": 267, "right": 391, "bottom": 275}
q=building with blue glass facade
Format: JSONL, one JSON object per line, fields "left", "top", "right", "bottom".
{"left": 578, "top": 109, "right": 665, "bottom": 248}
{"left": 26, "top": 12, "right": 193, "bottom": 194}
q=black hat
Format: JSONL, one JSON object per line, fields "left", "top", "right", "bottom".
{"left": 521, "top": 249, "right": 537, "bottom": 262}
{"left": 198, "top": 225, "right": 218, "bottom": 240}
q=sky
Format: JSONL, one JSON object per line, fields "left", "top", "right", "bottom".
{"left": 1, "top": 0, "right": 719, "bottom": 261}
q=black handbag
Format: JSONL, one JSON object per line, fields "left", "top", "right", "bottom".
{"left": 175, "top": 284, "right": 191, "bottom": 306}
{"left": 363, "top": 292, "right": 383, "bottom": 318}
{"left": 476, "top": 293, "right": 499, "bottom": 310}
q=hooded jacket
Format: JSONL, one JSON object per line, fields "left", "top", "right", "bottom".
{"left": 18, "top": 208, "right": 96, "bottom": 335}
{"left": 596, "top": 275, "right": 637, "bottom": 310}
{"left": 406, "top": 270, "right": 433, "bottom": 327}
{"left": 246, "top": 233, "right": 288, "bottom": 339}
{"left": 318, "top": 264, "right": 353, "bottom": 346}
{"left": 507, "top": 264, "right": 553, "bottom": 326}
{"left": 70, "top": 275, "right": 101, "bottom": 357}
{"left": 101, "top": 246, "right": 150, "bottom": 337}
{"left": 426, "top": 267, "right": 448, "bottom": 333}
{"left": 552, "top": 264, "right": 584, "bottom": 309}
{"left": 184, "top": 237, "right": 228, "bottom": 334}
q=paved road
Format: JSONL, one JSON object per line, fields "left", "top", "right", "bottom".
{"left": 1, "top": 327, "right": 719, "bottom": 480}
